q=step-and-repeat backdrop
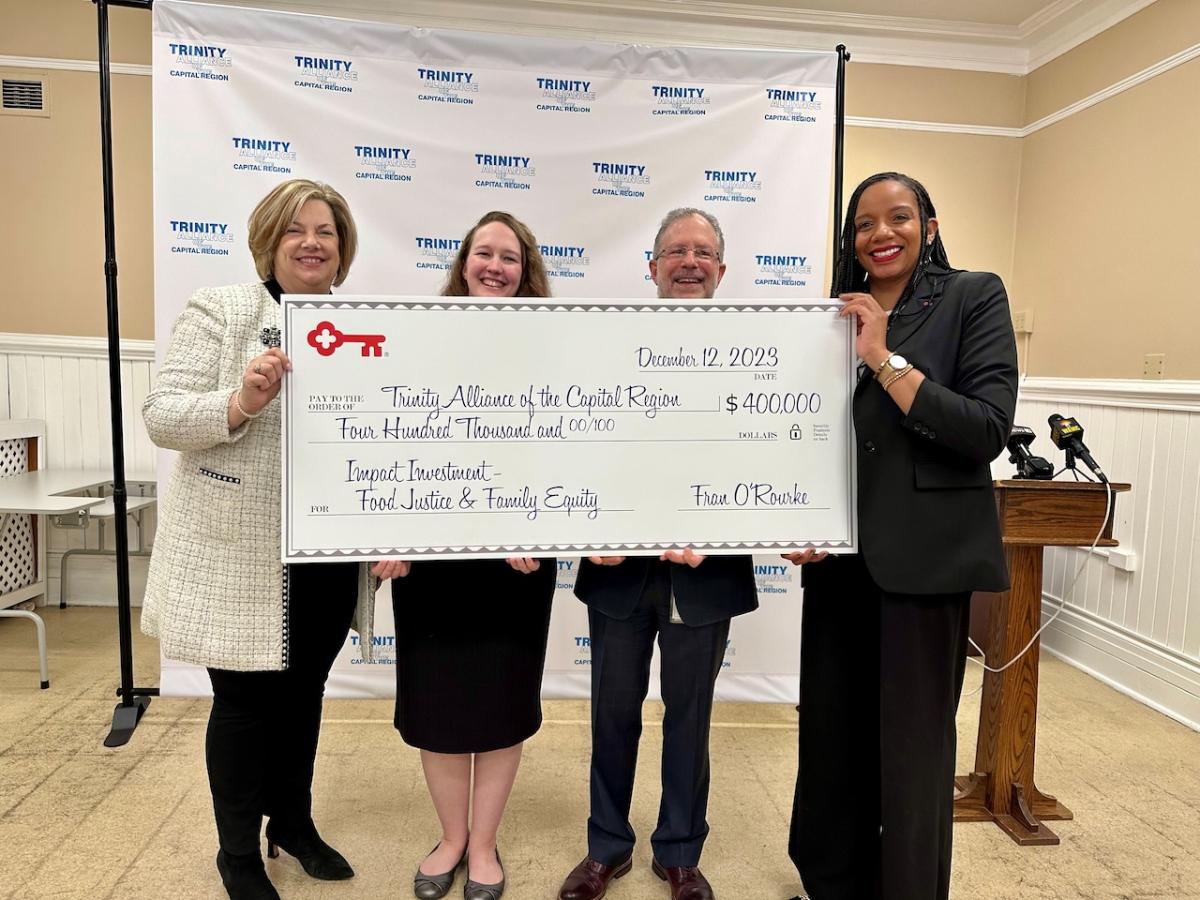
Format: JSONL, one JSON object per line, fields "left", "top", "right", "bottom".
{"left": 152, "top": 0, "right": 837, "bottom": 700}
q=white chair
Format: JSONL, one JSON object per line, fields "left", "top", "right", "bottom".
{"left": 0, "top": 419, "right": 53, "bottom": 688}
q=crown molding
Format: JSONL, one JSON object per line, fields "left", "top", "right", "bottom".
{"left": 848, "top": 115, "right": 1022, "bottom": 138}
{"left": 1024, "top": 0, "right": 1160, "bottom": 71}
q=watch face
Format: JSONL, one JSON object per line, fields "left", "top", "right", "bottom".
{"left": 889, "top": 354, "right": 908, "bottom": 369}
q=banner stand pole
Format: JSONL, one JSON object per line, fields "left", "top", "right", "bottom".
{"left": 832, "top": 44, "right": 851, "bottom": 277}
{"left": 93, "top": 0, "right": 158, "bottom": 749}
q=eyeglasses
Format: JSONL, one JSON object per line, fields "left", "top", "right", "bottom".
{"left": 656, "top": 246, "right": 720, "bottom": 262}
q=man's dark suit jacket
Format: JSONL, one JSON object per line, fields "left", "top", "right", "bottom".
{"left": 575, "top": 554, "right": 758, "bottom": 627}
{"left": 805, "top": 264, "right": 1018, "bottom": 598}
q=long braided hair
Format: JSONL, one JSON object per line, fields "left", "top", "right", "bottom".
{"left": 830, "top": 172, "right": 953, "bottom": 314}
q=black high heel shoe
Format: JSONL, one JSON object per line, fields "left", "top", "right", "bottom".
{"left": 265, "top": 819, "right": 355, "bottom": 880}
{"left": 216, "top": 849, "right": 281, "bottom": 900}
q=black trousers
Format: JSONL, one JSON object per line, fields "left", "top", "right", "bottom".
{"left": 587, "top": 564, "right": 730, "bottom": 868}
{"left": 205, "top": 563, "right": 357, "bottom": 855}
{"left": 789, "top": 555, "right": 970, "bottom": 900}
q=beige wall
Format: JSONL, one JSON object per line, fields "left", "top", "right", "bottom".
{"left": 1, "top": 0, "right": 152, "bottom": 338}
{"left": 1013, "top": 58, "right": 1199, "bottom": 379}
{"left": 2, "top": 0, "right": 1197, "bottom": 378}
{"left": 844, "top": 129, "right": 1022, "bottom": 288}
{"left": 1014, "top": 0, "right": 1200, "bottom": 378}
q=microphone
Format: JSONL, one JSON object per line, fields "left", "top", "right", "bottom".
{"left": 1047, "top": 413, "right": 1108, "bottom": 483}
{"left": 1006, "top": 426, "right": 1054, "bottom": 479}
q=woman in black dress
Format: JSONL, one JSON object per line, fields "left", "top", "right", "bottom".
{"left": 392, "top": 211, "right": 556, "bottom": 900}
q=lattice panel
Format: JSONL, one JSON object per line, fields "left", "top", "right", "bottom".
{"left": 0, "top": 438, "right": 36, "bottom": 595}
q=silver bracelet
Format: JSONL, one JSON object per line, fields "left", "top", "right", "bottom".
{"left": 232, "top": 389, "right": 262, "bottom": 420}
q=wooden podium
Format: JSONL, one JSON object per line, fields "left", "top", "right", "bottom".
{"left": 954, "top": 479, "right": 1130, "bottom": 845}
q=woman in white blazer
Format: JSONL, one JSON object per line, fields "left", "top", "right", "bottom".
{"left": 142, "top": 179, "right": 407, "bottom": 900}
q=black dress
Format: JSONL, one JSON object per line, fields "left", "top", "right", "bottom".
{"left": 390, "top": 558, "right": 556, "bottom": 753}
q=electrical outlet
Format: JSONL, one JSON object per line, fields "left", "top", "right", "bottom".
{"left": 1143, "top": 353, "right": 1166, "bottom": 379}
{"left": 1012, "top": 310, "right": 1034, "bottom": 334}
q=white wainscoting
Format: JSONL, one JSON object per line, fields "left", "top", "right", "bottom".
{"left": 1014, "top": 377, "right": 1200, "bottom": 731}
{"left": 0, "top": 333, "right": 157, "bottom": 607}
{"left": 2, "top": 336, "right": 1198, "bottom": 727}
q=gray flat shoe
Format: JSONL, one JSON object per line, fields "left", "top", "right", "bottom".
{"left": 463, "top": 849, "right": 504, "bottom": 900}
{"left": 414, "top": 843, "right": 466, "bottom": 900}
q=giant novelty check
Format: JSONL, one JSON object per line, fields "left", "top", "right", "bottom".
{"left": 281, "top": 297, "right": 857, "bottom": 560}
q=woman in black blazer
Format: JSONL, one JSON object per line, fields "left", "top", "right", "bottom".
{"left": 784, "top": 172, "right": 1018, "bottom": 900}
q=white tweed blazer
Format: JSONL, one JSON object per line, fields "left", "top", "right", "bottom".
{"left": 142, "top": 282, "right": 376, "bottom": 671}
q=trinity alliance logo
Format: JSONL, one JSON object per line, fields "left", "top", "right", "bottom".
{"left": 413, "top": 236, "right": 463, "bottom": 271}
{"left": 650, "top": 84, "right": 710, "bottom": 117}
{"left": 167, "top": 219, "right": 235, "bottom": 256}
{"left": 230, "top": 136, "right": 297, "bottom": 174}
{"left": 556, "top": 558, "right": 577, "bottom": 591}
{"left": 763, "top": 87, "right": 822, "bottom": 123}
{"left": 702, "top": 168, "right": 763, "bottom": 204}
{"left": 539, "top": 242, "right": 590, "bottom": 281}
{"left": 753, "top": 562, "right": 793, "bottom": 594}
{"left": 474, "top": 153, "right": 536, "bottom": 192}
{"left": 535, "top": 76, "right": 596, "bottom": 114}
{"left": 166, "top": 42, "right": 231, "bottom": 82}
{"left": 293, "top": 54, "right": 359, "bottom": 94}
{"left": 353, "top": 145, "right": 416, "bottom": 183}
{"left": 753, "top": 253, "right": 813, "bottom": 287}
{"left": 416, "top": 67, "right": 479, "bottom": 106}
{"left": 592, "top": 162, "right": 650, "bottom": 199}
{"left": 307, "top": 321, "right": 386, "bottom": 357}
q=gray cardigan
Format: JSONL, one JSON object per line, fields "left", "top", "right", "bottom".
{"left": 142, "top": 282, "right": 376, "bottom": 671}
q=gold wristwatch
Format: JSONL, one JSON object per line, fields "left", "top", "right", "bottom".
{"left": 874, "top": 352, "right": 908, "bottom": 383}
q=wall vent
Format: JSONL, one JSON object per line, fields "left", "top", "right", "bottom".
{"left": 1, "top": 75, "right": 50, "bottom": 118}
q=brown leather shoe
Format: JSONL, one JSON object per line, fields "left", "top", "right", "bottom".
{"left": 651, "top": 858, "right": 715, "bottom": 900}
{"left": 558, "top": 855, "right": 633, "bottom": 900}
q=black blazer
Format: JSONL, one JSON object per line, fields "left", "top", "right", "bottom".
{"left": 807, "top": 265, "right": 1018, "bottom": 596}
{"left": 575, "top": 555, "right": 759, "bottom": 628}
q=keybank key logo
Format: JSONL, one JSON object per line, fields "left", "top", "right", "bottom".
{"left": 764, "top": 87, "right": 822, "bottom": 123}
{"left": 168, "top": 219, "right": 235, "bottom": 256}
{"left": 231, "top": 137, "right": 297, "bottom": 175}
{"left": 294, "top": 54, "right": 358, "bottom": 94}
{"left": 354, "top": 145, "right": 416, "bottom": 183}
{"left": 703, "top": 168, "right": 763, "bottom": 204}
{"left": 651, "top": 84, "right": 709, "bottom": 117}
{"left": 166, "top": 43, "right": 232, "bottom": 82}
{"left": 539, "top": 243, "right": 589, "bottom": 281}
{"left": 416, "top": 67, "right": 479, "bottom": 106}
{"left": 754, "top": 253, "right": 813, "bottom": 287}
{"left": 536, "top": 76, "right": 595, "bottom": 114}
{"left": 474, "top": 153, "right": 536, "bottom": 192}
{"left": 414, "top": 236, "right": 462, "bottom": 272}
{"left": 307, "top": 321, "right": 386, "bottom": 357}
{"left": 592, "top": 162, "right": 650, "bottom": 199}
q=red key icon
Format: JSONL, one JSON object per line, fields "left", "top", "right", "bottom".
{"left": 307, "top": 321, "right": 387, "bottom": 357}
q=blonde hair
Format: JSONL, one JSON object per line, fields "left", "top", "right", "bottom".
{"left": 247, "top": 179, "right": 357, "bottom": 286}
